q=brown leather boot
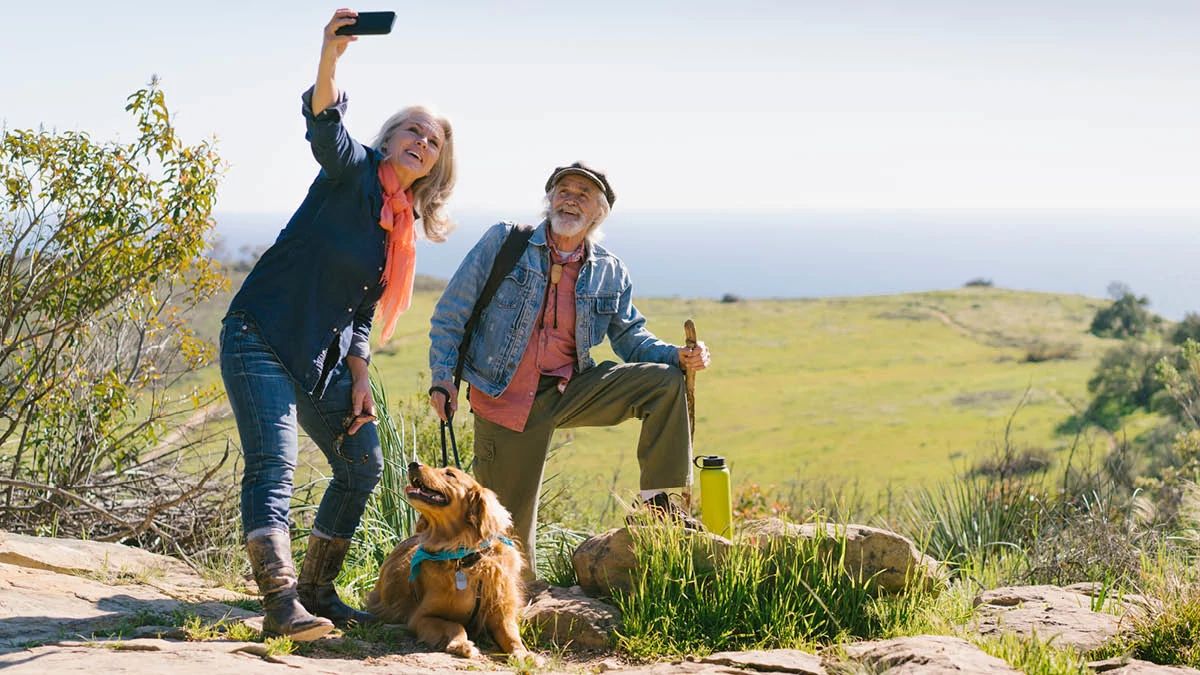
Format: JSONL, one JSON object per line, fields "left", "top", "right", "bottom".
{"left": 627, "top": 492, "right": 707, "bottom": 531}
{"left": 297, "top": 534, "right": 375, "bottom": 627}
{"left": 246, "top": 530, "right": 334, "bottom": 641}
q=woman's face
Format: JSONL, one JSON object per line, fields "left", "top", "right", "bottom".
{"left": 386, "top": 113, "right": 445, "bottom": 182}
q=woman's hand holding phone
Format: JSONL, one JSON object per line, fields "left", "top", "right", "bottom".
{"left": 323, "top": 8, "right": 360, "bottom": 61}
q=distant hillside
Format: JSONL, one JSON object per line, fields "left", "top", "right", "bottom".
{"left": 356, "top": 286, "right": 1119, "bottom": 524}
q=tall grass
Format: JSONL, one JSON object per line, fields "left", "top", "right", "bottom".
{"left": 613, "top": 522, "right": 878, "bottom": 660}
{"left": 897, "top": 474, "right": 1040, "bottom": 573}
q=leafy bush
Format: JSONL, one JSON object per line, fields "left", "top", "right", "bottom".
{"left": 964, "top": 278, "right": 994, "bottom": 288}
{"left": 1023, "top": 341, "right": 1079, "bottom": 363}
{"left": 1090, "top": 285, "right": 1161, "bottom": 339}
{"left": 1169, "top": 313, "right": 1200, "bottom": 346}
{"left": 1078, "top": 341, "right": 1175, "bottom": 431}
{"left": 0, "top": 80, "right": 228, "bottom": 555}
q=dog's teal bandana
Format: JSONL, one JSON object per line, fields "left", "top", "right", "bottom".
{"left": 408, "top": 536, "right": 516, "bottom": 582}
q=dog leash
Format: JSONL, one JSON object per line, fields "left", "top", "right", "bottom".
{"left": 427, "top": 385, "right": 462, "bottom": 469}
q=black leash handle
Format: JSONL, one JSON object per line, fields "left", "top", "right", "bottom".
{"left": 428, "top": 386, "right": 461, "bottom": 469}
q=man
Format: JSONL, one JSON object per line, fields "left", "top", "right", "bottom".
{"left": 428, "top": 162, "right": 712, "bottom": 573}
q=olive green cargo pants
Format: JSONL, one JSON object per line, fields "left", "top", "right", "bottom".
{"left": 472, "top": 360, "right": 693, "bottom": 576}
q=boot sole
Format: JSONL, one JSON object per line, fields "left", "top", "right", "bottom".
{"left": 264, "top": 622, "right": 334, "bottom": 642}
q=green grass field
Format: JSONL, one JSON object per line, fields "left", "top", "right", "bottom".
{"left": 188, "top": 279, "right": 1125, "bottom": 525}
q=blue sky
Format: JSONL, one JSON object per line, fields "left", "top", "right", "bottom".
{"left": 5, "top": 1, "right": 1199, "bottom": 215}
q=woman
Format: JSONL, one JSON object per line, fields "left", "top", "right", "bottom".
{"left": 220, "top": 8, "right": 456, "bottom": 640}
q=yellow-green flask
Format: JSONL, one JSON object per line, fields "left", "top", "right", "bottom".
{"left": 695, "top": 455, "right": 732, "bottom": 538}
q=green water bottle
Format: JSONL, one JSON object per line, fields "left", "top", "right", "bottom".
{"left": 695, "top": 455, "right": 732, "bottom": 538}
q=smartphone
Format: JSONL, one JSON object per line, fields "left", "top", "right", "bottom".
{"left": 335, "top": 11, "right": 396, "bottom": 36}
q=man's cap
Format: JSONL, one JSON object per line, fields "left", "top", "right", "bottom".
{"left": 544, "top": 162, "right": 616, "bottom": 207}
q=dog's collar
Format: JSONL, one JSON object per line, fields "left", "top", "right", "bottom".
{"left": 408, "top": 536, "right": 515, "bottom": 582}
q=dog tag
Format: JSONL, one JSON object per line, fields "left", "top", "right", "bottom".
{"left": 455, "top": 570, "right": 468, "bottom": 591}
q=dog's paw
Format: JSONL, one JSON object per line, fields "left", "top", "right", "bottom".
{"left": 446, "top": 638, "right": 481, "bottom": 659}
{"left": 510, "top": 649, "right": 546, "bottom": 668}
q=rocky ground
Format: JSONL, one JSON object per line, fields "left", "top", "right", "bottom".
{"left": 1, "top": 528, "right": 1195, "bottom": 674}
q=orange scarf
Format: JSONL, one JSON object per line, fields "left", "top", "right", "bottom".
{"left": 375, "top": 162, "right": 417, "bottom": 342}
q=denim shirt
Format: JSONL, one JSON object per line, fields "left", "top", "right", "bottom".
{"left": 429, "top": 221, "right": 679, "bottom": 397}
{"left": 225, "top": 87, "right": 388, "bottom": 397}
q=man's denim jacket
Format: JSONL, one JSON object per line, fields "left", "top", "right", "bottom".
{"left": 430, "top": 221, "right": 679, "bottom": 397}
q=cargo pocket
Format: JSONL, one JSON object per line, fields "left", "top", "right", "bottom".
{"left": 474, "top": 436, "right": 496, "bottom": 463}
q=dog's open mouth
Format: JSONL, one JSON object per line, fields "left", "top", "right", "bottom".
{"left": 405, "top": 474, "right": 449, "bottom": 506}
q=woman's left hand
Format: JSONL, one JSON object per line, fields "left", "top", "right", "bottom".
{"left": 678, "top": 341, "right": 711, "bottom": 372}
{"left": 346, "top": 356, "right": 376, "bottom": 435}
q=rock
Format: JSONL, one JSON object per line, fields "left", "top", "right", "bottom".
{"left": 843, "top": 635, "right": 1019, "bottom": 674}
{"left": 1089, "top": 657, "right": 1200, "bottom": 674}
{"left": 573, "top": 526, "right": 732, "bottom": 598}
{"left": 604, "top": 662, "right": 748, "bottom": 674}
{"left": 0, "top": 561, "right": 253, "bottom": 651}
{"left": 700, "top": 648, "right": 826, "bottom": 673}
{"left": 0, "top": 531, "right": 244, "bottom": 603}
{"left": 523, "top": 584, "right": 621, "bottom": 650}
{"left": 971, "top": 584, "right": 1144, "bottom": 652}
{"left": 739, "top": 518, "right": 945, "bottom": 594}
{"left": 0, "top": 639, "right": 470, "bottom": 674}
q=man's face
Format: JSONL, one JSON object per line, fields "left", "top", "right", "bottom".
{"left": 548, "top": 175, "right": 603, "bottom": 238}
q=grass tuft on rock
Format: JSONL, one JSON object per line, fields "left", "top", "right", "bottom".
{"left": 612, "top": 522, "right": 878, "bottom": 659}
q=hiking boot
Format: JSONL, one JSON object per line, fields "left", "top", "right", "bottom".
{"left": 297, "top": 534, "right": 375, "bottom": 628}
{"left": 246, "top": 530, "right": 334, "bottom": 641}
{"left": 627, "top": 492, "right": 706, "bottom": 531}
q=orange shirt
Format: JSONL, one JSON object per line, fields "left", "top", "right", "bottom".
{"left": 471, "top": 256, "right": 582, "bottom": 432}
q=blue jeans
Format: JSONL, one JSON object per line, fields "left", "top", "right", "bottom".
{"left": 219, "top": 314, "right": 382, "bottom": 540}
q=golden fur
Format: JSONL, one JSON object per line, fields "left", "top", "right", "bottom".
{"left": 365, "top": 463, "right": 534, "bottom": 660}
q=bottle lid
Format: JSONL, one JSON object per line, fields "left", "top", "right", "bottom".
{"left": 693, "top": 455, "right": 726, "bottom": 469}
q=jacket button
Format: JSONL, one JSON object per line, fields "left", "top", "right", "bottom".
{"left": 363, "top": 285, "right": 368, "bottom": 291}
{"left": 332, "top": 328, "right": 338, "bottom": 333}
{"left": 347, "top": 307, "right": 353, "bottom": 312}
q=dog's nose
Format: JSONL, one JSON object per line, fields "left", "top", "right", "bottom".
{"left": 408, "top": 461, "right": 421, "bottom": 473}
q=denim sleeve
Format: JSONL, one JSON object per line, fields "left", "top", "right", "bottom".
{"left": 429, "top": 222, "right": 511, "bottom": 385}
{"left": 348, "top": 297, "right": 374, "bottom": 363}
{"left": 300, "top": 85, "right": 369, "bottom": 182}
{"left": 608, "top": 282, "right": 680, "bottom": 367}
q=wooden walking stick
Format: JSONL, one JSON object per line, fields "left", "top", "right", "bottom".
{"left": 684, "top": 319, "right": 698, "bottom": 440}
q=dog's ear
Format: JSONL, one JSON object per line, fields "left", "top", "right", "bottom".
{"left": 467, "top": 486, "right": 513, "bottom": 540}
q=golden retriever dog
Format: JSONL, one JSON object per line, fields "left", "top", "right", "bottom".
{"left": 366, "top": 461, "right": 535, "bottom": 661}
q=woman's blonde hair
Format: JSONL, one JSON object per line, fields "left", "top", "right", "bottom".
{"left": 371, "top": 106, "right": 456, "bottom": 242}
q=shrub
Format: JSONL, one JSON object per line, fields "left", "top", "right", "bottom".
{"left": 970, "top": 447, "right": 1052, "bottom": 479}
{"left": 1080, "top": 341, "right": 1175, "bottom": 430}
{"left": 964, "top": 278, "right": 994, "bottom": 288}
{"left": 1090, "top": 285, "right": 1161, "bottom": 339}
{"left": 0, "top": 80, "right": 228, "bottom": 555}
{"left": 1023, "top": 341, "right": 1080, "bottom": 363}
{"left": 1170, "top": 313, "right": 1200, "bottom": 346}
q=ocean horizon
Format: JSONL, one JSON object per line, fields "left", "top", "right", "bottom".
{"left": 213, "top": 208, "right": 1200, "bottom": 320}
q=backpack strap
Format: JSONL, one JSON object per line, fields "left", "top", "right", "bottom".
{"left": 452, "top": 223, "right": 536, "bottom": 388}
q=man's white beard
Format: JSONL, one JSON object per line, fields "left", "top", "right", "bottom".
{"left": 549, "top": 211, "right": 588, "bottom": 238}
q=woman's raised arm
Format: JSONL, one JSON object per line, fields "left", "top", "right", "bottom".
{"left": 313, "top": 8, "right": 358, "bottom": 114}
